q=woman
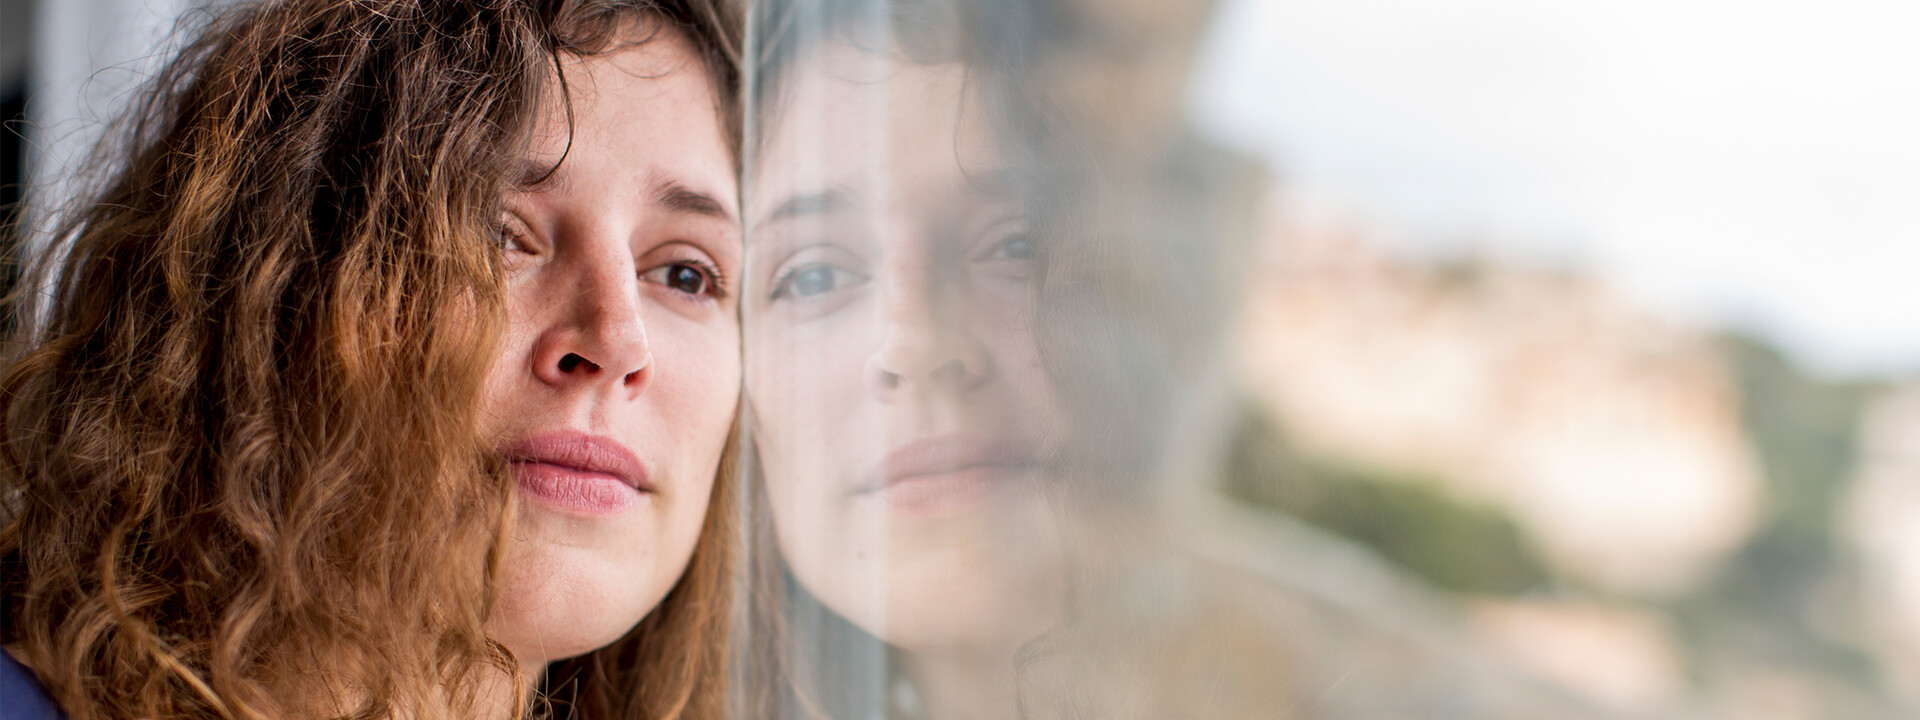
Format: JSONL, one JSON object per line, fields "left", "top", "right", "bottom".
{"left": 0, "top": 1, "right": 742, "bottom": 718}
{"left": 742, "top": 23, "right": 1071, "bottom": 717}
{"left": 736, "top": 1, "right": 1295, "bottom": 717}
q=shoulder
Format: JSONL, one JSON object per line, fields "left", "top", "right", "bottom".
{"left": 0, "top": 648, "right": 67, "bottom": 720}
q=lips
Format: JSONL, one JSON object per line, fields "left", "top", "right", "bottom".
{"left": 854, "top": 434, "right": 1037, "bottom": 512}
{"left": 503, "top": 432, "right": 652, "bottom": 515}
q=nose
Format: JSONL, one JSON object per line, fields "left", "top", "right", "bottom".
{"left": 531, "top": 260, "right": 653, "bottom": 397}
{"left": 863, "top": 263, "right": 992, "bottom": 399}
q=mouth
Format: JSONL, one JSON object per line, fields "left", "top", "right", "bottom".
{"left": 854, "top": 434, "right": 1039, "bottom": 513}
{"left": 503, "top": 432, "right": 652, "bottom": 515}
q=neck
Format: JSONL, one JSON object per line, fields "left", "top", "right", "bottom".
{"left": 899, "top": 644, "right": 1022, "bottom": 720}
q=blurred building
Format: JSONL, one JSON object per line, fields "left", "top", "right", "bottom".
{"left": 1238, "top": 201, "right": 1762, "bottom": 598}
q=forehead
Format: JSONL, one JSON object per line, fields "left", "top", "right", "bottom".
{"left": 523, "top": 30, "right": 737, "bottom": 209}
{"left": 752, "top": 44, "right": 1003, "bottom": 213}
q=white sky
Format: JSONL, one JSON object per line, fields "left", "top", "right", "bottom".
{"left": 1188, "top": 0, "right": 1920, "bottom": 378}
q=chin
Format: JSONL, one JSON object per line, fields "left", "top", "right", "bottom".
{"left": 488, "top": 540, "right": 669, "bottom": 665}
{"left": 922, "top": 553, "right": 1066, "bottom": 646}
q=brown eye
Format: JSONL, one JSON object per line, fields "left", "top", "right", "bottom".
{"left": 642, "top": 261, "right": 720, "bottom": 297}
{"left": 666, "top": 264, "right": 708, "bottom": 294}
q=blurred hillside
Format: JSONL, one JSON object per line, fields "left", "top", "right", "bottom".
{"left": 1223, "top": 203, "right": 1915, "bottom": 717}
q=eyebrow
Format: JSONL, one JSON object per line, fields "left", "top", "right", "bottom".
{"left": 654, "top": 179, "right": 737, "bottom": 224}
{"left": 513, "top": 159, "right": 571, "bottom": 192}
{"left": 758, "top": 187, "right": 849, "bottom": 226}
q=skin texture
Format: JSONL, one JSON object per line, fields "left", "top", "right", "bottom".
{"left": 481, "top": 32, "right": 741, "bottom": 669}
{"left": 746, "top": 41, "right": 1066, "bottom": 676}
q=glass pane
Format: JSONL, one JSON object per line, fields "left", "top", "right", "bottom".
{"left": 737, "top": 0, "right": 1920, "bottom": 718}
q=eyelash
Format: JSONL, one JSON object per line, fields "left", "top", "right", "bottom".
{"left": 767, "top": 263, "right": 802, "bottom": 298}
{"left": 497, "top": 220, "right": 729, "bottom": 299}
{"left": 495, "top": 221, "right": 534, "bottom": 254}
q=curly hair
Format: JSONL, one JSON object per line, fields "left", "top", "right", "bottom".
{"left": 0, "top": 1, "right": 740, "bottom": 719}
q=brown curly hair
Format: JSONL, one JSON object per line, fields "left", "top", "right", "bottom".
{"left": 0, "top": 1, "right": 740, "bottom": 719}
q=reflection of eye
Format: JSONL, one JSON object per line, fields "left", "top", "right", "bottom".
{"left": 770, "top": 262, "right": 869, "bottom": 300}
{"left": 988, "top": 233, "right": 1036, "bottom": 261}
{"left": 642, "top": 261, "right": 722, "bottom": 297}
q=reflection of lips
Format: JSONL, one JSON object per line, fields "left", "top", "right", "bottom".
{"left": 503, "top": 432, "right": 651, "bottom": 515}
{"left": 857, "top": 435, "right": 1037, "bottom": 513}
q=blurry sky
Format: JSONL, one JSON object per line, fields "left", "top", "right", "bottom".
{"left": 1189, "top": 0, "right": 1920, "bottom": 378}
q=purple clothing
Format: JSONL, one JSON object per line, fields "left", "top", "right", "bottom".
{"left": 0, "top": 649, "right": 63, "bottom": 720}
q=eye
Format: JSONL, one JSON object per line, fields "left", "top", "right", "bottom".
{"left": 494, "top": 216, "right": 536, "bottom": 256}
{"left": 770, "top": 262, "right": 869, "bottom": 301}
{"left": 987, "top": 233, "right": 1036, "bottom": 261}
{"left": 642, "top": 261, "right": 722, "bottom": 297}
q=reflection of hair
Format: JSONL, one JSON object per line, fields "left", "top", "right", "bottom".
{"left": 742, "top": 0, "right": 1267, "bottom": 717}
{"left": 0, "top": 1, "right": 738, "bottom": 719}
{"left": 740, "top": 1, "right": 1073, "bottom": 718}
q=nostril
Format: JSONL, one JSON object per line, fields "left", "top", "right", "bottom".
{"left": 558, "top": 353, "right": 599, "bottom": 373}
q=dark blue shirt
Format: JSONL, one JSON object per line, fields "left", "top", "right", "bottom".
{"left": 0, "top": 648, "right": 64, "bottom": 720}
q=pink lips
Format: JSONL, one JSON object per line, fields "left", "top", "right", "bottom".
{"left": 504, "top": 432, "right": 652, "bottom": 515}
{"left": 856, "top": 434, "right": 1037, "bottom": 514}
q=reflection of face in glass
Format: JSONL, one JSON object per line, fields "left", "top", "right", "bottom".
{"left": 746, "top": 42, "right": 1067, "bottom": 655}
{"left": 481, "top": 31, "right": 741, "bottom": 666}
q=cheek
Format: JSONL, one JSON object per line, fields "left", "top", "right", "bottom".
{"left": 479, "top": 290, "right": 544, "bottom": 429}
{"left": 746, "top": 310, "right": 875, "bottom": 429}
{"left": 746, "top": 325, "right": 876, "bottom": 511}
{"left": 762, "top": 446, "right": 890, "bottom": 631}
{"left": 655, "top": 316, "right": 742, "bottom": 450}
{"left": 747, "top": 316, "right": 881, "bottom": 564}
{"left": 752, "top": 410, "right": 841, "bottom": 572}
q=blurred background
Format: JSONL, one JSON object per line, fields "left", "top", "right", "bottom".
{"left": 1190, "top": 1, "right": 1920, "bottom": 717}
{"left": 6, "top": 0, "right": 1920, "bottom": 717}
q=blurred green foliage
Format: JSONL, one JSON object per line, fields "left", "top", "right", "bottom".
{"left": 1718, "top": 334, "right": 1879, "bottom": 591}
{"left": 1669, "top": 334, "right": 1887, "bottom": 687}
{"left": 1220, "top": 403, "right": 1552, "bottom": 595}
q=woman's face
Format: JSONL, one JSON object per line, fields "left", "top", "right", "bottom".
{"left": 480, "top": 32, "right": 740, "bottom": 665}
{"left": 746, "top": 44, "right": 1067, "bottom": 654}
